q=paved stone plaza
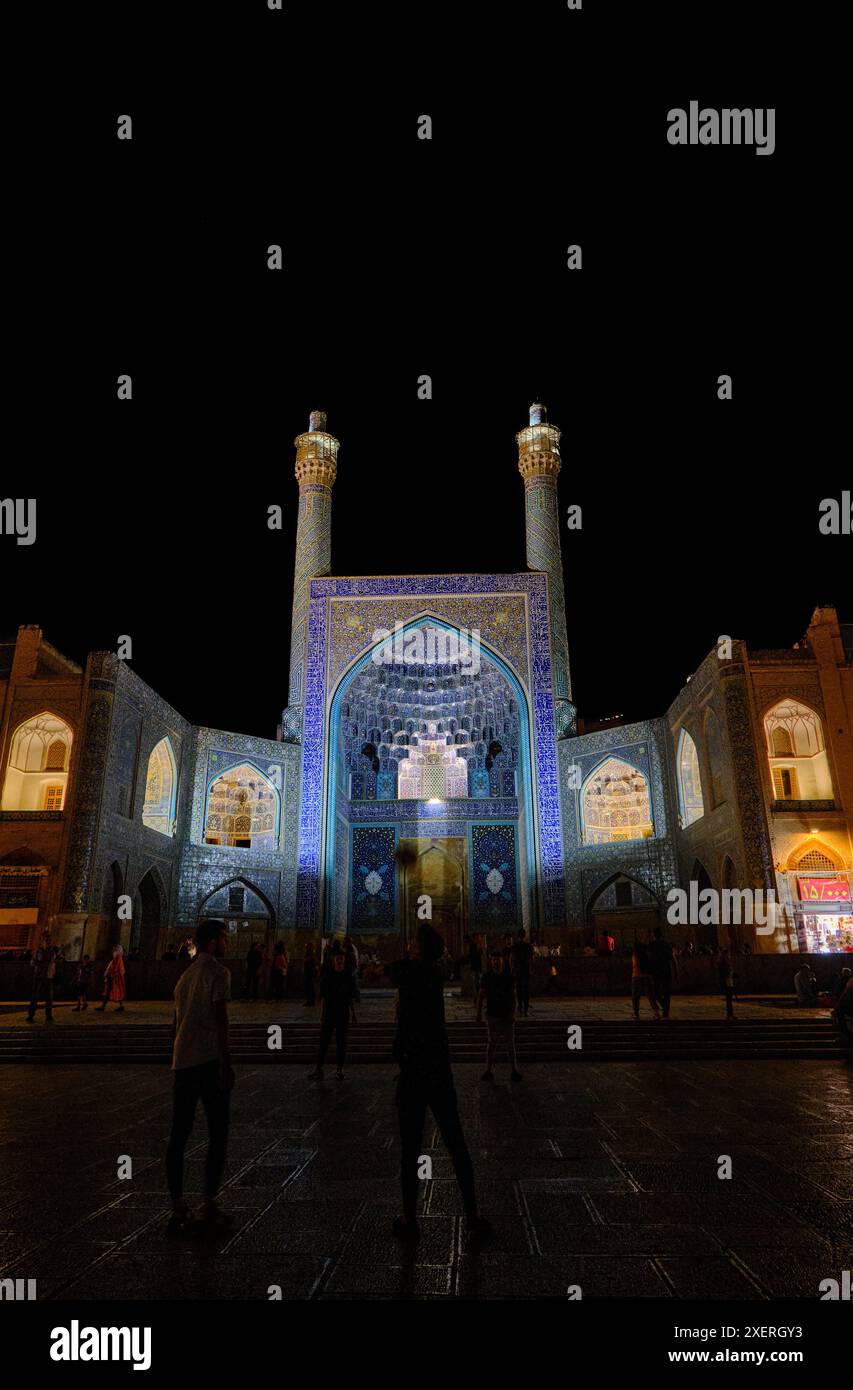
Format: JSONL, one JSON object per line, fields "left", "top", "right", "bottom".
{"left": 1, "top": 1013, "right": 851, "bottom": 1300}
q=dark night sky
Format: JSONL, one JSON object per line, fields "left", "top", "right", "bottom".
{"left": 6, "top": 2, "right": 848, "bottom": 737}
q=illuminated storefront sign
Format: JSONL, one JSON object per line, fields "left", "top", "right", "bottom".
{"left": 797, "top": 877, "right": 850, "bottom": 903}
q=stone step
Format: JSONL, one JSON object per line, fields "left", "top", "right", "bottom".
{"left": 0, "top": 1018, "right": 837, "bottom": 1032}
{"left": 0, "top": 1048, "right": 844, "bottom": 1063}
{"left": 0, "top": 1022, "right": 838, "bottom": 1039}
{"left": 0, "top": 1032, "right": 836, "bottom": 1045}
{"left": 0, "top": 1045, "right": 844, "bottom": 1061}
{"left": 1, "top": 1015, "right": 842, "bottom": 1064}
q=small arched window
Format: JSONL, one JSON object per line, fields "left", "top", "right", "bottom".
{"left": 204, "top": 763, "right": 280, "bottom": 850}
{"left": 676, "top": 729, "right": 704, "bottom": 827}
{"left": 45, "top": 739, "right": 67, "bottom": 771}
{"left": 581, "top": 757, "right": 654, "bottom": 845}
{"left": 764, "top": 699, "right": 833, "bottom": 802}
{"left": 142, "top": 737, "right": 177, "bottom": 836}
{"left": 1, "top": 712, "right": 73, "bottom": 811}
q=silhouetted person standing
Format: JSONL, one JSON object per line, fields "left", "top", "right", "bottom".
{"left": 478, "top": 950, "right": 522, "bottom": 1080}
{"left": 466, "top": 933, "right": 483, "bottom": 1010}
{"left": 511, "top": 928, "right": 533, "bottom": 1017}
{"left": 72, "top": 955, "right": 93, "bottom": 1011}
{"left": 344, "top": 936, "right": 361, "bottom": 1003}
{"left": 303, "top": 943, "right": 318, "bottom": 1007}
{"left": 647, "top": 926, "right": 677, "bottom": 1020}
{"left": 501, "top": 932, "right": 514, "bottom": 972}
{"left": 97, "top": 944, "right": 126, "bottom": 1012}
{"left": 26, "top": 930, "right": 58, "bottom": 1023}
{"left": 388, "top": 925, "right": 491, "bottom": 1243}
{"left": 270, "top": 942, "right": 288, "bottom": 1001}
{"left": 834, "top": 977, "right": 853, "bottom": 1042}
{"left": 244, "top": 942, "right": 263, "bottom": 1000}
{"left": 309, "top": 947, "right": 356, "bottom": 1080}
{"left": 165, "top": 918, "right": 234, "bottom": 1235}
{"left": 545, "top": 945, "right": 560, "bottom": 994}
{"left": 631, "top": 940, "right": 660, "bottom": 1020}
{"left": 719, "top": 948, "right": 736, "bottom": 1020}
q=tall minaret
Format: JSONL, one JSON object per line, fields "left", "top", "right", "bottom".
{"left": 281, "top": 410, "right": 340, "bottom": 743}
{"left": 516, "top": 403, "right": 576, "bottom": 738}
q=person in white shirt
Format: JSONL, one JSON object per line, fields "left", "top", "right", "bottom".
{"left": 165, "top": 918, "right": 234, "bottom": 1235}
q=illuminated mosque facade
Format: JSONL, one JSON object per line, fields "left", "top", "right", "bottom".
{"left": 1, "top": 407, "right": 851, "bottom": 960}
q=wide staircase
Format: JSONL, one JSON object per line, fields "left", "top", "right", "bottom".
{"left": 0, "top": 1016, "right": 846, "bottom": 1064}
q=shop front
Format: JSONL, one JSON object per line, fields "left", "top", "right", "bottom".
{"left": 792, "top": 874, "right": 853, "bottom": 953}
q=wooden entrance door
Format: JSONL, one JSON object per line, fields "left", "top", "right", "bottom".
{"left": 398, "top": 837, "right": 467, "bottom": 958}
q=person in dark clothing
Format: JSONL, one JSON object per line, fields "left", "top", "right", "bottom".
{"left": 834, "top": 977, "right": 853, "bottom": 1043}
{"left": 26, "top": 931, "right": 58, "bottom": 1023}
{"left": 388, "top": 925, "right": 491, "bottom": 1244}
{"left": 718, "top": 948, "right": 735, "bottom": 1020}
{"left": 631, "top": 940, "right": 660, "bottom": 1019}
{"left": 467, "top": 933, "right": 483, "bottom": 1009}
{"left": 309, "top": 948, "right": 356, "bottom": 1080}
{"left": 244, "top": 942, "right": 263, "bottom": 1001}
{"left": 828, "top": 967, "right": 852, "bottom": 1005}
{"left": 545, "top": 946, "right": 560, "bottom": 994}
{"left": 320, "top": 938, "right": 342, "bottom": 979}
{"left": 793, "top": 965, "right": 819, "bottom": 1007}
{"left": 478, "top": 951, "right": 522, "bottom": 1080}
{"left": 511, "top": 928, "right": 533, "bottom": 1017}
{"left": 647, "top": 926, "right": 678, "bottom": 1020}
{"left": 270, "top": 942, "right": 288, "bottom": 1001}
{"left": 72, "top": 955, "right": 93, "bottom": 1011}
{"left": 344, "top": 937, "right": 361, "bottom": 1001}
{"left": 165, "top": 918, "right": 234, "bottom": 1236}
{"left": 303, "top": 943, "right": 318, "bottom": 1007}
{"left": 501, "top": 933, "right": 514, "bottom": 971}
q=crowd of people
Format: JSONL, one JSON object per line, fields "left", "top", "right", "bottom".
{"left": 20, "top": 923, "right": 853, "bottom": 1047}
{"left": 24, "top": 932, "right": 128, "bottom": 1022}
{"left": 159, "top": 914, "right": 853, "bottom": 1245}
{"left": 164, "top": 917, "right": 492, "bottom": 1244}
{"left": 624, "top": 931, "right": 746, "bottom": 1022}
{"left": 16, "top": 912, "right": 853, "bottom": 1248}
{"left": 793, "top": 961, "right": 853, "bottom": 1036}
